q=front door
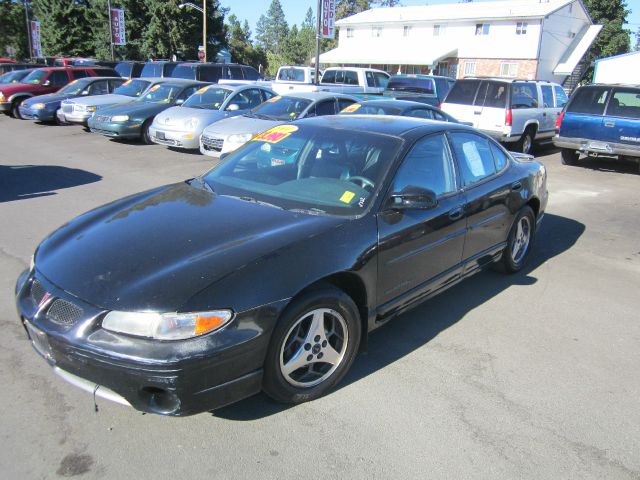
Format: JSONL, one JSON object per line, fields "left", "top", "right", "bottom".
{"left": 377, "top": 133, "right": 466, "bottom": 311}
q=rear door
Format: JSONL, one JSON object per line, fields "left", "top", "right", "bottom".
{"left": 599, "top": 87, "right": 640, "bottom": 148}
{"left": 560, "top": 85, "right": 611, "bottom": 140}
{"left": 475, "top": 80, "right": 509, "bottom": 135}
{"left": 510, "top": 82, "right": 540, "bottom": 137}
{"left": 539, "top": 84, "right": 557, "bottom": 137}
{"left": 440, "top": 80, "right": 482, "bottom": 126}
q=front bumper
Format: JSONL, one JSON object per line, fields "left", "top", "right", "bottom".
{"left": 0, "top": 101, "right": 11, "bottom": 112}
{"left": 60, "top": 109, "right": 92, "bottom": 125}
{"left": 20, "top": 105, "right": 57, "bottom": 122}
{"left": 88, "top": 119, "right": 142, "bottom": 139}
{"left": 149, "top": 125, "right": 200, "bottom": 149}
{"left": 554, "top": 135, "right": 640, "bottom": 159}
{"left": 15, "top": 270, "right": 282, "bottom": 416}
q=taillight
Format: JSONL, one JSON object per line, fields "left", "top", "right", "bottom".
{"left": 505, "top": 108, "right": 512, "bottom": 126}
{"left": 438, "top": 102, "right": 442, "bottom": 109}
{"left": 555, "top": 111, "right": 564, "bottom": 130}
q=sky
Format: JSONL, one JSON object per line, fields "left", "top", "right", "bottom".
{"left": 220, "top": 0, "right": 640, "bottom": 42}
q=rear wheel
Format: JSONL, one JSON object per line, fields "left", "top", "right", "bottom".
{"left": 561, "top": 148, "right": 579, "bottom": 166}
{"left": 496, "top": 206, "right": 535, "bottom": 273}
{"left": 263, "top": 286, "right": 361, "bottom": 404}
{"left": 516, "top": 127, "right": 535, "bottom": 154}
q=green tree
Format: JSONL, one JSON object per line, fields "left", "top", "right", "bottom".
{"left": 226, "top": 13, "right": 264, "bottom": 68}
{"left": 0, "top": 0, "right": 30, "bottom": 60}
{"left": 583, "top": 0, "right": 631, "bottom": 80}
{"left": 336, "top": 0, "right": 370, "bottom": 20}
{"left": 635, "top": 26, "right": 640, "bottom": 51}
{"left": 255, "top": 0, "right": 289, "bottom": 54}
{"left": 282, "top": 25, "right": 307, "bottom": 65}
{"left": 33, "top": 0, "right": 94, "bottom": 57}
{"left": 298, "top": 7, "right": 315, "bottom": 63}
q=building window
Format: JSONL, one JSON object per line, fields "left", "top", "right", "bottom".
{"left": 403, "top": 26, "right": 411, "bottom": 37}
{"left": 433, "top": 24, "right": 444, "bottom": 36}
{"left": 371, "top": 26, "right": 383, "bottom": 38}
{"left": 500, "top": 62, "right": 518, "bottom": 77}
{"left": 437, "top": 62, "right": 448, "bottom": 76}
{"left": 516, "top": 22, "right": 528, "bottom": 35}
{"left": 475, "top": 23, "right": 490, "bottom": 35}
{"left": 464, "top": 61, "right": 476, "bottom": 76}
{"left": 346, "top": 28, "right": 354, "bottom": 38}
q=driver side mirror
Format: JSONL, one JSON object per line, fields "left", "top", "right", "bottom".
{"left": 43, "top": 80, "right": 51, "bottom": 86}
{"left": 388, "top": 186, "right": 438, "bottom": 210}
{"left": 81, "top": 90, "right": 90, "bottom": 95}
{"left": 226, "top": 103, "right": 240, "bottom": 111}
{"left": 175, "top": 98, "right": 185, "bottom": 105}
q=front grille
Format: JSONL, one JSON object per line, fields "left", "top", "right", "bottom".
{"left": 62, "top": 104, "right": 73, "bottom": 114}
{"left": 93, "top": 115, "right": 111, "bottom": 123}
{"left": 91, "top": 128, "right": 117, "bottom": 137}
{"left": 153, "top": 136, "right": 178, "bottom": 146}
{"left": 201, "top": 135, "right": 224, "bottom": 152}
{"left": 46, "top": 299, "right": 83, "bottom": 327}
{"left": 30, "top": 280, "right": 46, "bottom": 307}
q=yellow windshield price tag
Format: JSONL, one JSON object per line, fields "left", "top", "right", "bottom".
{"left": 252, "top": 125, "right": 298, "bottom": 144}
{"left": 149, "top": 85, "right": 160, "bottom": 92}
{"left": 68, "top": 80, "right": 78, "bottom": 85}
{"left": 341, "top": 103, "right": 361, "bottom": 113}
{"left": 195, "top": 86, "right": 209, "bottom": 94}
{"left": 340, "top": 191, "right": 355, "bottom": 204}
{"left": 123, "top": 79, "right": 132, "bottom": 85}
{"left": 267, "top": 95, "right": 281, "bottom": 103}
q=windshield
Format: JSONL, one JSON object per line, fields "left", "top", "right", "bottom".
{"left": 340, "top": 103, "right": 402, "bottom": 115}
{"left": 386, "top": 77, "right": 435, "bottom": 95}
{"left": 114, "top": 79, "right": 150, "bottom": 97}
{"left": 0, "top": 70, "right": 30, "bottom": 84}
{"left": 138, "top": 84, "right": 182, "bottom": 103}
{"left": 183, "top": 86, "right": 231, "bottom": 109}
{"left": 171, "top": 65, "right": 196, "bottom": 79}
{"left": 250, "top": 96, "right": 312, "bottom": 120}
{"left": 203, "top": 124, "right": 402, "bottom": 216}
{"left": 58, "top": 78, "right": 92, "bottom": 95}
{"left": 22, "top": 70, "right": 48, "bottom": 85}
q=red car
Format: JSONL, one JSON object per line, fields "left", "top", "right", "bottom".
{"left": 0, "top": 66, "right": 118, "bottom": 118}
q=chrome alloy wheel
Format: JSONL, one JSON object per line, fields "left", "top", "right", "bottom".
{"left": 522, "top": 134, "right": 532, "bottom": 154}
{"left": 279, "top": 308, "right": 348, "bottom": 388}
{"left": 511, "top": 215, "right": 531, "bottom": 264}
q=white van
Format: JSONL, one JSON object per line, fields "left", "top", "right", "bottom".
{"left": 440, "top": 78, "right": 568, "bottom": 153}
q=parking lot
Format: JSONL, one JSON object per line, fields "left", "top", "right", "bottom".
{"left": 1, "top": 114, "right": 639, "bottom": 479}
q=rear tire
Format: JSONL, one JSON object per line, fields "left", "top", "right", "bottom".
{"left": 516, "top": 127, "right": 535, "bottom": 154}
{"left": 561, "top": 148, "right": 579, "bottom": 166}
{"left": 263, "top": 286, "right": 361, "bottom": 404}
{"left": 496, "top": 206, "right": 535, "bottom": 274}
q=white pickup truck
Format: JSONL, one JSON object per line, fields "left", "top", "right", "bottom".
{"left": 269, "top": 66, "right": 390, "bottom": 95}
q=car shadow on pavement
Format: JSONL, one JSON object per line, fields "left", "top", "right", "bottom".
{"left": 213, "top": 213, "right": 585, "bottom": 421}
{"left": 571, "top": 156, "right": 639, "bottom": 175}
{"left": 0, "top": 165, "right": 102, "bottom": 202}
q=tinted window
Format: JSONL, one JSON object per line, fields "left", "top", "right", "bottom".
{"left": 312, "top": 100, "right": 336, "bottom": 116}
{"left": 321, "top": 70, "right": 336, "bottom": 83}
{"left": 553, "top": 86, "right": 568, "bottom": 108}
{"left": 202, "top": 66, "right": 222, "bottom": 82}
{"left": 390, "top": 134, "right": 455, "bottom": 196}
{"left": 71, "top": 69, "right": 90, "bottom": 79}
{"left": 445, "top": 80, "right": 480, "bottom": 105}
{"left": 606, "top": 88, "right": 640, "bottom": 119}
{"left": 50, "top": 71, "right": 70, "bottom": 85}
{"left": 511, "top": 83, "right": 539, "bottom": 109}
{"left": 373, "top": 72, "right": 389, "bottom": 88}
{"left": 337, "top": 98, "right": 355, "bottom": 111}
{"left": 115, "top": 63, "right": 132, "bottom": 77}
{"left": 171, "top": 65, "right": 197, "bottom": 80}
{"left": 406, "top": 108, "right": 434, "bottom": 119}
{"left": 89, "top": 80, "right": 110, "bottom": 95}
{"left": 163, "top": 63, "right": 177, "bottom": 76}
{"left": 449, "top": 132, "right": 497, "bottom": 185}
{"left": 567, "top": 86, "right": 611, "bottom": 115}
{"left": 483, "top": 82, "right": 508, "bottom": 108}
{"left": 229, "top": 66, "right": 244, "bottom": 79}
{"left": 366, "top": 71, "right": 375, "bottom": 87}
{"left": 231, "top": 89, "right": 263, "bottom": 110}
{"left": 387, "top": 76, "right": 435, "bottom": 95}
{"left": 109, "top": 78, "right": 125, "bottom": 91}
{"left": 489, "top": 142, "right": 509, "bottom": 171}
{"left": 541, "top": 85, "right": 554, "bottom": 108}
{"left": 176, "top": 86, "right": 198, "bottom": 103}
{"left": 243, "top": 66, "right": 260, "bottom": 80}
{"left": 344, "top": 71, "right": 358, "bottom": 85}
{"left": 141, "top": 63, "right": 163, "bottom": 77}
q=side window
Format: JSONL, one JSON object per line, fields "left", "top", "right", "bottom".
{"left": 313, "top": 100, "right": 337, "bottom": 116}
{"left": 334, "top": 71, "right": 345, "bottom": 84}
{"left": 567, "top": 86, "right": 610, "bottom": 115}
{"left": 344, "top": 71, "right": 358, "bottom": 85}
{"left": 337, "top": 98, "right": 355, "bottom": 111}
{"left": 202, "top": 66, "right": 221, "bottom": 82}
{"left": 482, "top": 82, "right": 507, "bottom": 108}
{"left": 261, "top": 89, "right": 277, "bottom": 101}
{"left": 406, "top": 108, "right": 434, "bottom": 119}
{"left": 49, "top": 71, "right": 70, "bottom": 85}
{"left": 606, "top": 88, "right": 640, "bottom": 119}
{"left": 233, "top": 89, "right": 263, "bottom": 109}
{"left": 229, "top": 66, "right": 244, "bottom": 79}
{"left": 89, "top": 80, "right": 109, "bottom": 95}
{"left": 390, "top": 134, "right": 456, "bottom": 197}
{"left": 322, "top": 70, "right": 336, "bottom": 83}
{"left": 511, "top": 83, "right": 539, "bottom": 109}
{"left": 445, "top": 80, "right": 481, "bottom": 105}
{"left": 109, "top": 79, "right": 125, "bottom": 91}
{"left": 541, "top": 85, "right": 554, "bottom": 108}
{"left": 489, "top": 142, "right": 509, "bottom": 171}
{"left": 243, "top": 66, "right": 260, "bottom": 80}
{"left": 71, "top": 70, "right": 90, "bottom": 80}
{"left": 366, "top": 71, "right": 375, "bottom": 87}
{"left": 176, "top": 86, "right": 198, "bottom": 103}
{"left": 553, "top": 86, "right": 568, "bottom": 108}
{"left": 373, "top": 72, "right": 389, "bottom": 88}
{"left": 449, "top": 132, "right": 497, "bottom": 186}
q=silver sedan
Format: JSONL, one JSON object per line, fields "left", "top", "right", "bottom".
{"left": 148, "top": 84, "right": 276, "bottom": 150}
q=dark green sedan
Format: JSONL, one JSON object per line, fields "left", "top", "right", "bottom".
{"left": 87, "top": 79, "right": 207, "bottom": 143}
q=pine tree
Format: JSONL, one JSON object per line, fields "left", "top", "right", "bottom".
{"left": 336, "top": 0, "right": 370, "bottom": 20}
{"left": 33, "top": 0, "right": 94, "bottom": 57}
{"left": 255, "top": 0, "right": 289, "bottom": 54}
{"left": 0, "top": 0, "right": 30, "bottom": 60}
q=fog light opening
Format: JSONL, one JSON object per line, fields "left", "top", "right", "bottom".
{"left": 139, "top": 386, "right": 180, "bottom": 414}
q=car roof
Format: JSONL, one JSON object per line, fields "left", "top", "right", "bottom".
{"left": 583, "top": 83, "right": 640, "bottom": 89}
{"left": 282, "top": 91, "right": 357, "bottom": 101}
{"left": 358, "top": 99, "right": 435, "bottom": 108}
{"left": 294, "top": 115, "right": 472, "bottom": 137}
{"left": 155, "top": 79, "right": 208, "bottom": 88}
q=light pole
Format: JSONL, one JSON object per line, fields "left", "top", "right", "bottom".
{"left": 23, "top": 0, "right": 32, "bottom": 60}
{"left": 107, "top": 0, "right": 115, "bottom": 61}
{"left": 178, "top": 2, "right": 206, "bottom": 62}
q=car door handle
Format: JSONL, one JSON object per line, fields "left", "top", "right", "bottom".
{"left": 604, "top": 121, "right": 615, "bottom": 127}
{"left": 474, "top": 110, "right": 482, "bottom": 115}
{"left": 511, "top": 181, "right": 522, "bottom": 191}
{"left": 449, "top": 207, "right": 464, "bottom": 220}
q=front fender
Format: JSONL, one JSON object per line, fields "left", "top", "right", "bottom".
{"left": 9, "top": 92, "right": 34, "bottom": 103}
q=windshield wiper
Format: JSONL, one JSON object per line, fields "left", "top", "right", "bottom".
{"left": 188, "top": 176, "right": 214, "bottom": 193}
{"left": 253, "top": 113, "right": 277, "bottom": 120}
{"left": 236, "top": 196, "right": 283, "bottom": 210}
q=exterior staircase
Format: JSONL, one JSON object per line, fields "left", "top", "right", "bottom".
{"left": 562, "top": 58, "right": 590, "bottom": 92}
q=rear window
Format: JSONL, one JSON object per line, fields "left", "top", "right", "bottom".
{"left": 141, "top": 63, "right": 163, "bottom": 77}
{"left": 386, "top": 76, "right": 435, "bottom": 95}
{"left": 475, "top": 81, "right": 507, "bottom": 108}
{"left": 606, "top": 88, "right": 640, "bottom": 119}
{"left": 321, "top": 70, "right": 336, "bottom": 83}
{"left": 278, "top": 68, "right": 306, "bottom": 82}
{"left": 444, "top": 80, "right": 480, "bottom": 105}
{"left": 171, "top": 65, "right": 197, "bottom": 80}
{"left": 567, "top": 86, "right": 611, "bottom": 115}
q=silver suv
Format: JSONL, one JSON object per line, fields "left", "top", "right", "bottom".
{"left": 441, "top": 78, "right": 568, "bottom": 153}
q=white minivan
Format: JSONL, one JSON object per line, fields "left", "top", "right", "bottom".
{"left": 440, "top": 78, "right": 568, "bottom": 153}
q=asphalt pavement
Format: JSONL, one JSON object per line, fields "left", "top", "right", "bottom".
{"left": 0, "top": 114, "right": 638, "bottom": 479}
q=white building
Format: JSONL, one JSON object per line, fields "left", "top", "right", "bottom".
{"left": 318, "top": 0, "right": 602, "bottom": 86}
{"left": 593, "top": 51, "right": 640, "bottom": 85}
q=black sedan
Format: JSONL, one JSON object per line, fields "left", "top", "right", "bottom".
{"left": 15, "top": 116, "right": 548, "bottom": 416}
{"left": 340, "top": 98, "right": 458, "bottom": 122}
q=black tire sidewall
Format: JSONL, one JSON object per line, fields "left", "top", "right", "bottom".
{"left": 503, "top": 206, "right": 536, "bottom": 273}
{"left": 11, "top": 99, "right": 23, "bottom": 119}
{"left": 141, "top": 120, "right": 152, "bottom": 144}
{"left": 518, "top": 129, "right": 534, "bottom": 154}
{"left": 263, "top": 287, "right": 361, "bottom": 404}
{"left": 561, "top": 148, "right": 578, "bottom": 165}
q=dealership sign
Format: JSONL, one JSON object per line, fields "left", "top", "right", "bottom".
{"left": 110, "top": 8, "right": 126, "bottom": 45}
{"left": 322, "top": 0, "right": 335, "bottom": 38}
{"left": 30, "top": 21, "right": 43, "bottom": 58}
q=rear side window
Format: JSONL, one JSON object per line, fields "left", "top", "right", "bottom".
{"left": 567, "top": 86, "right": 611, "bottom": 115}
{"left": 489, "top": 142, "right": 509, "bottom": 171}
{"left": 202, "top": 66, "right": 222, "bottom": 82}
{"left": 163, "top": 63, "right": 177, "bottom": 76}
{"left": 50, "top": 71, "right": 70, "bottom": 84}
{"left": 477, "top": 81, "right": 507, "bottom": 108}
{"left": 406, "top": 108, "right": 435, "bottom": 119}
{"left": 89, "top": 80, "right": 110, "bottom": 95}
{"left": 243, "top": 66, "right": 260, "bottom": 80}
{"left": 71, "top": 70, "right": 89, "bottom": 80}
{"left": 171, "top": 65, "right": 197, "bottom": 80}
{"left": 449, "top": 132, "right": 497, "bottom": 185}
{"left": 322, "top": 70, "right": 336, "bottom": 84}
{"left": 511, "top": 83, "right": 539, "bottom": 109}
{"left": 141, "top": 63, "right": 163, "bottom": 77}
{"left": 541, "top": 85, "right": 554, "bottom": 108}
{"left": 445, "top": 80, "right": 480, "bottom": 105}
{"left": 229, "top": 66, "right": 243, "bottom": 79}
{"left": 554, "top": 86, "right": 568, "bottom": 108}
{"left": 606, "top": 88, "right": 640, "bottom": 119}
{"left": 312, "top": 100, "right": 336, "bottom": 116}
{"left": 344, "top": 71, "right": 358, "bottom": 85}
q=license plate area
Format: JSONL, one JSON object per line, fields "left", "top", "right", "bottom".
{"left": 586, "top": 141, "right": 612, "bottom": 153}
{"left": 156, "top": 131, "right": 166, "bottom": 140}
{"left": 24, "top": 321, "right": 55, "bottom": 363}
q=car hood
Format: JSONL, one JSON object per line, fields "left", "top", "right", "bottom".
{"left": 23, "top": 92, "right": 75, "bottom": 106}
{"left": 0, "top": 83, "right": 43, "bottom": 95}
{"left": 69, "top": 94, "right": 136, "bottom": 108}
{"left": 201, "top": 115, "right": 282, "bottom": 138}
{"left": 35, "top": 182, "right": 342, "bottom": 312}
{"left": 97, "top": 100, "right": 169, "bottom": 119}
{"left": 152, "top": 106, "right": 230, "bottom": 128}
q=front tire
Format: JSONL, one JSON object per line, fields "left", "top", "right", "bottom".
{"left": 497, "top": 206, "right": 535, "bottom": 273}
{"left": 561, "top": 148, "right": 579, "bottom": 166}
{"left": 141, "top": 120, "right": 153, "bottom": 144}
{"left": 263, "top": 286, "right": 361, "bottom": 404}
{"left": 11, "top": 99, "right": 24, "bottom": 119}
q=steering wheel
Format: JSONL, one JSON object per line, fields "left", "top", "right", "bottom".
{"left": 348, "top": 176, "right": 375, "bottom": 190}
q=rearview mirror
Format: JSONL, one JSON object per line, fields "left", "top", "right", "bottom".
{"left": 226, "top": 103, "right": 240, "bottom": 111}
{"left": 388, "top": 186, "right": 438, "bottom": 210}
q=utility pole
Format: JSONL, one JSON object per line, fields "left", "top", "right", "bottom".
{"left": 314, "top": 0, "right": 321, "bottom": 85}
{"left": 107, "top": 0, "right": 115, "bottom": 61}
{"left": 24, "top": 0, "right": 32, "bottom": 60}
{"left": 203, "top": 0, "right": 207, "bottom": 62}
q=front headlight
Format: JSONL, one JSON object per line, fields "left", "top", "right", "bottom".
{"left": 102, "top": 309, "right": 233, "bottom": 340}
{"left": 0, "top": 92, "right": 5, "bottom": 102}
{"left": 111, "top": 114, "right": 129, "bottom": 122}
{"left": 183, "top": 117, "right": 199, "bottom": 129}
{"left": 87, "top": 106, "right": 96, "bottom": 112}
{"left": 32, "top": 103, "right": 46, "bottom": 110}
{"left": 228, "top": 133, "right": 253, "bottom": 144}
